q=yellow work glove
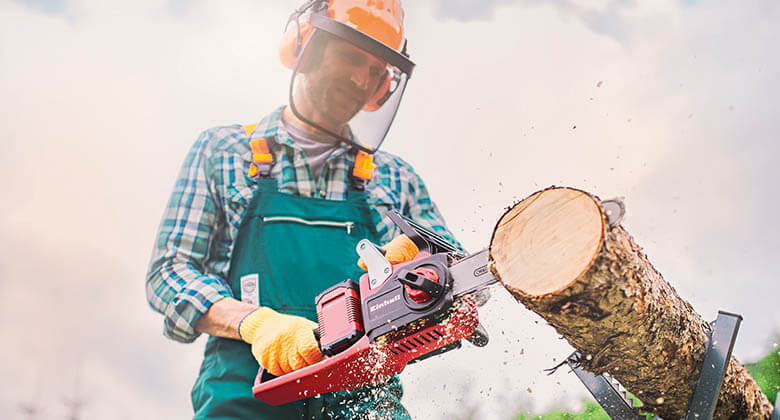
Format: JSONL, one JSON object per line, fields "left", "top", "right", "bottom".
{"left": 238, "top": 307, "right": 323, "bottom": 376}
{"left": 357, "top": 234, "right": 420, "bottom": 270}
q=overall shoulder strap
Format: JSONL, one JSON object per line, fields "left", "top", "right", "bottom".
{"left": 350, "top": 149, "right": 375, "bottom": 191}
{"left": 244, "top": 124, "right": 275, "bottom": 178}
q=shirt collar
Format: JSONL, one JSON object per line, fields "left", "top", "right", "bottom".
{"left": 246, "top": 106, "right": 289, "bottom": 147}
{"left": 248, "top": 106, "right": 353, "bottom": 161}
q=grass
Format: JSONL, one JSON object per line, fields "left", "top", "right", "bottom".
{"left": 512, "top": 400, "right": 656, "bottom": 420}
{"left": 745, "top": 342, "right": 780, "bottom": 405}
{"left": 512, "top": 401, "right": 620, "bottom": 419}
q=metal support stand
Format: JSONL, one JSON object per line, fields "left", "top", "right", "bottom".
{"left": 684, "top": 311, "right": 742, "bottom": 419}
{"left": 567, "top": 311, "right": 757, "bottom": 420}
{"left": 567, "top": 362, "right": 650, "bottom": 420}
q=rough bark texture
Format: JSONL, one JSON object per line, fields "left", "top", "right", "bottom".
{"left": 489, "top": 187, "right": 773, "bottom": 420}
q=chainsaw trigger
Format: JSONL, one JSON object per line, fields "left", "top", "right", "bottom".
{"left": 258, "top": 368, "right": 278, "bottom": 383}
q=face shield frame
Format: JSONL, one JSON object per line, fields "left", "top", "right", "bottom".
{"left": 287, "top": 12, "right": 415, "bottom": 154}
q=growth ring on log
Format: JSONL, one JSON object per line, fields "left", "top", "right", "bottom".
{"left": 490, "top": 187, "right": 605, "bottom": 297}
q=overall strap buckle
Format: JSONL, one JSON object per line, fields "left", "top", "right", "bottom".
{"left": 244, "top": 124, "right": 275, "bottom": 178}
{"left": 351, "top": 150, "right": 375, "bottom": 191}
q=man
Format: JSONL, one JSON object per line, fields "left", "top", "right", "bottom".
{"left": 146, "top": 1, "right": 461, "bottom": 418}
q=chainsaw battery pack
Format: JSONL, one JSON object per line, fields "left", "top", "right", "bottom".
{"left": 314, "top": 279, "right": 364, "bottom": 356}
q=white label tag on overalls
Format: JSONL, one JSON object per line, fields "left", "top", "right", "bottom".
{"left": 240, "top": 273, "right": 260, "bottom": 306}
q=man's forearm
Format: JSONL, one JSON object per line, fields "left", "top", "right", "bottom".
{"left": 195, "top": 297, "right": 258, "bottom": 340}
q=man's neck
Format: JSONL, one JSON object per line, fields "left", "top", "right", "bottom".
{"left": 281, "top": 107, "right": 342, "bottom": 147}
{"left": 282, "top": 106, "right": 345, "bottom": 138}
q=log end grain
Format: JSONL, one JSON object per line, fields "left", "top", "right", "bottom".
{"left": 490, "top": 187, "right": 605, "bottom": 297}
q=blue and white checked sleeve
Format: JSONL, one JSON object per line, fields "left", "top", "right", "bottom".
{"left": 372, "top": 152, "right": 464, "bottom": 253}
{"left": 146, "top": 131, "right": 233, "bottom": 343}
{"left": 404, "top": 167, "right": 465, "bottom": 254}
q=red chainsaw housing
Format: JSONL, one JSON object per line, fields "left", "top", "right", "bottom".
{"left": 252, "top": 254, "right": 479, "bottom": 406}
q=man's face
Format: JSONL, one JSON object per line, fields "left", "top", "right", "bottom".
{"left": 296, "top": 36, "right": 387, "bottom": 130}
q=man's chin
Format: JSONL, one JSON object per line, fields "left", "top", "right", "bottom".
{"left": 321, "top": 107, "right": 360, "bottom": 130}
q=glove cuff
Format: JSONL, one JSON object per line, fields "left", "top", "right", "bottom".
{"left": 238, "top": 307, "right": 277, "bottom": 344}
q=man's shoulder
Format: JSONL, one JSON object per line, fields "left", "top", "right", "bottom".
{"left": 193, "top": 124, "right": 251, "bottom": 155}
{"left": 194, "top": 109, "right": 283, "bottom": 156}
{"left": 372, "top": 150, "right": 418, "bottom": 175}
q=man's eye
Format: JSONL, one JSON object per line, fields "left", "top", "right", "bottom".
{"left": 342, "top": 52, "right": 364, "bottom": 65}
{"left": 369, "top": 66, "right": 384, "bottom": 77}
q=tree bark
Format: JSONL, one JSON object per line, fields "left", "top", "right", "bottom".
{"left": 489, "top": 186, "right": 773, "bottom": 420}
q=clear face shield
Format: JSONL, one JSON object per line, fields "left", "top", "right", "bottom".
{"left": 288, "top": 13, "right": 415, "bottom": 154}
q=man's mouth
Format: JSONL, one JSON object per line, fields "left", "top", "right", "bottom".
{"left": 335, "top": 84, "right": 365, "bottom": 103}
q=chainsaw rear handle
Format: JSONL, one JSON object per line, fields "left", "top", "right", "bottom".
{"left": 254, "top": 326, "right": 322, "bottom": 384}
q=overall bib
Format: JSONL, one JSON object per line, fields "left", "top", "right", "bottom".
{"left": 191, "top": 141, "right": 409, "bottom": 419}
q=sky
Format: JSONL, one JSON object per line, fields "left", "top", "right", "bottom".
{"left": 1, "top": 0, "right": 779, "bottom": 419}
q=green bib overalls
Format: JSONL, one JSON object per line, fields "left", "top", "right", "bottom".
{"left": 191, "top": 136, "right": 410, "bottom": 419}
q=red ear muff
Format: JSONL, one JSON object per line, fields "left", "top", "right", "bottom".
{"left": 362, "top": 70, "right": 391, "bottom": 112}
{"left": 281, "top": 0, "right": 328, "bottom": 69}
{"left": 280, "top": 22, "right": 314, "bottom": 69}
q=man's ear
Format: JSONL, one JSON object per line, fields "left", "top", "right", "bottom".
{"left": 297, "top": 32, "right": 330, "bottom": 74}
{"left": 296, "top": 48, "right": 314, "bottom": 74}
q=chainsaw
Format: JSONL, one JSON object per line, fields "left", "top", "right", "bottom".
{"left": 252, "top": 211, "right": 498, "bottom": 405}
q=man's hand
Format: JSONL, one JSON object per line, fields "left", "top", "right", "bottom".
{"left": 238, "top": 307, "right": 323, "bottom": 376}
{"left": 357, "top": 234, "right": 420, "bottom": 270}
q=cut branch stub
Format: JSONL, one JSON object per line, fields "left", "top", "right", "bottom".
{"left": 489, "top": 186, "right": 773, "bottom": 420}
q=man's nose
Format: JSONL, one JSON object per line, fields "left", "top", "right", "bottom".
{"left": 350, "top": 66, "right": 372, "bottom": 91}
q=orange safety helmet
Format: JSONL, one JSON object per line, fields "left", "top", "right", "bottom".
{"left": 280, "top": 0, "right": 405, "bottom": 69}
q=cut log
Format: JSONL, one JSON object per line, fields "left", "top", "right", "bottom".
{"left": 489, "top": 186, "right": 773, "bottom": 420}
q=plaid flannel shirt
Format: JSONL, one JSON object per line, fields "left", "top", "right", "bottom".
{"left": 146, "top": 107, "right": 461, "bottom": 343}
